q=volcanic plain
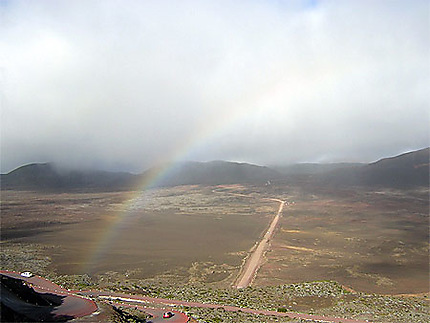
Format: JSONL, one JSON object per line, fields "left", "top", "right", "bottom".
{"left": 1, "top": 181, "right": 429, "bottom": 322}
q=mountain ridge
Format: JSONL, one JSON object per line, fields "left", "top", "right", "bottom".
{"left": 0, "top": 160, "right": 279, "bottom": 191}
{"left": 318, "top": 147, "right": 429, "bottom": 188}
{"left": 1, "top": 148, "right": 428, "bottom": 191}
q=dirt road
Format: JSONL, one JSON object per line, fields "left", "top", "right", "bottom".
{"left": 234, "top": 199, "right": 285, "bottom": 288}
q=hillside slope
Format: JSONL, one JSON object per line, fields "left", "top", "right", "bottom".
{"left": 320, "top": 148, "right": 429, "bottom": 188}
{"left": 0, "top": 163, "right": 138, "bottom": 191}
{"left": 273, "top": 163, "right": 364, "bottom": 175}
{"left": 142, "top": 160, "right": 280, "bottom": 187}
{"left": 1, "top": 161, "right": 280, "bottom": 191}
{"left": 2, "top": 149, "right": 427, "bottom": 190}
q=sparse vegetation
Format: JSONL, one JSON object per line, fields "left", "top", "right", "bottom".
{"left": 1, "top": 182, "right": 428, "bottom": 322}
{"left": 111, "top": 306, "right": 148, "bottom": 323}
{"left": 179, "top": 306, "right": 310, "bottom": 322}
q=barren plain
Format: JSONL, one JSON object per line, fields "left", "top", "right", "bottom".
{"left": 1, "top": 182, "right": 429, "bottom": 322}
{"left": 1, "top": 185, "right": 278, "bottom": 285}
{"left": 255, "top": 183, "right": 429, "bottom": 295}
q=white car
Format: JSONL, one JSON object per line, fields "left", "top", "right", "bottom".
{"left": 20, "top": 271, "right": 33, "bottom": 278}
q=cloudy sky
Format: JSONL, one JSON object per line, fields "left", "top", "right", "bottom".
{"left": 1, "top": 0, "right": 429, "bottom": 173}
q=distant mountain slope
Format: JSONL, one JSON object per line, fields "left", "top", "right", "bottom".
{"left": 0, "top": 163, "right": 138, "bottom": 191}
{"left": 142, "top": 160, "right": 280, "bottom": 187}
{"left": 2, "top": 149, "right": 428, "bottom": 190}
{"left": 320, "top": 148, "right": 429, "bottom": 188}
{"left": 1, "top": 161, "right": 280, "bottom": 191}
{"left": 273, "top": 163, "right": 364, "bottom": 175}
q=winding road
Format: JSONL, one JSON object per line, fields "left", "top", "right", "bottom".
{"left": 81, "top": 290, "right": 370, "bottom": 323}
{"left": 0, "top": 270, "right": 186, "bottom": 322}
{"left": 0, "top": 270, "right": 97, "bottom": 320}
{"left": 1, "top": 270, "right": 371, "bottom": 323}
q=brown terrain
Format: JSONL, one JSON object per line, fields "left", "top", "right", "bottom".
{"left": 255, "top": 183, "right": 429, "bottom": 295}
{"left": 1, "top": 183, "right": 428, "bottom": 295}
{"left": 1, "top": 150, "right": 429, "bottom": 322}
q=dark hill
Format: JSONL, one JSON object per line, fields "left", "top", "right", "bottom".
{"left": 320, "top": 148, "right": 429, "bottom": 188}
{"left": 0, "top": 163, "right": 138, "bottom": 191}
{"left": 1, "top": 161, "right": 280, "bottom": 191}
{"left": 273, "top": 163, "right": 364, "bottom": 175}
{"left": 2, "top": 149, "right": 428, "bottom": 191}
{"left": 142, "top": 160, "right": 280, "bottom": 187}
{"left": 1, "top": 274, "right": 72, "bottom": 322}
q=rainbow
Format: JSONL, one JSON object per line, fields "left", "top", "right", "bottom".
{"left": 82, "top": 76, "right": 292, "bottom": 273}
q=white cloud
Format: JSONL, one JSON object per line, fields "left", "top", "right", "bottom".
{"left": 1, "top": 0, "right": 429, "bottom": 172}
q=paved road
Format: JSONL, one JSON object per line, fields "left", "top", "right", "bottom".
{"left": 108, "top": 301, "right": 189, "bottom": 323}
{"left": 81, "top": 290, "right": 371, "bottom": 323}
{"left": 234, "top": 199, "right": 285, "bottom": 288}
{"left": 0, "top": 270, "right": 97, "bottom": 319}
{"left": 2, "top": 270, "right": 370, "bottom": 323}
{"left": 1, "top": 270, "right": 188, "bottom": 322}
